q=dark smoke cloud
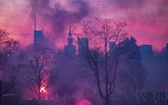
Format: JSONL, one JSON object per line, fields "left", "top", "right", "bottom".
{"left": 72, "top": 1, "right": 90, "bottom": 21}
{"left": 108, "top": 0, "right": 146, "bottom": 8}
{"left": 29, "top": 0, "right": 90, "bottom": 41}
{"left": 50, "top": 1, "right": 90, "bottom": 36}
{"left": 155, "top": 1, "right": 168, "bottom": 16}
{"left": 103, "top": 0, "right": 168, "bottom": 25}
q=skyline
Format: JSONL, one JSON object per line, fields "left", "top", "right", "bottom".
{"left": 0, "top": 0, "right": 168, "bottom": 50}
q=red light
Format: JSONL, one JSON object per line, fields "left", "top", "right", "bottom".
{"left": 40, "top": 87, "right": 47, "bottom": 93}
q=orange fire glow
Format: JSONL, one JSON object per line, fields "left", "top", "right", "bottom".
{"left": 76, "top": 99, "right": 92, "bottom": 105}
{"left": 40, "top": 87, "right": 47, "bottom": 93}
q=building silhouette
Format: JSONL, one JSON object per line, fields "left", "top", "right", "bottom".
{"left": 64, "top": 23, "right": 76, "bottom": 58}
{"left": 78, "top": 37, "right": 89, "bottom": 58}
{"left": 139, "top": 44, "right": 154, "bottom": 59}
{"left": 109, "top": 42, "right": 116, "bottom": 55}
{"left": 34, "top": 30, "right": 44, "bottom": 45}
{"left": 166, "top": 43, "right": 168, "bottom": 64}
{"left": 33, "top": 7, "right": 45, "bottom": 45}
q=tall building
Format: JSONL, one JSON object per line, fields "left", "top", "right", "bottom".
{"left": 64, "top": 23, "right": 76, "bottom": 58}
{"left": 33, "top": 7, "right": 44, "bottom": 45}
{"left": 166, "top": 43, "right": 168, "bottom": 64}
{"left": 139, "top": 44, "right": 154, "bottom": 59}
{"left": 34, "top": 30, "right": 44, "bottom": 45}
{"left": 109, "top": 42, "right": 116, "bottom": 55}
{"left": 78, "top": 37, "right": 89, "bottom": 57}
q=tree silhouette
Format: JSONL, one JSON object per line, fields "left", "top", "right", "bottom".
{"left": 20, "top": 44, "right": 54, "bottom": 101}
{"left": 118, "top": 37, "right": 148, "bottom": 104}
{"left": 0, "top": 28, "right": 20, "bottom": 95}
{"left": 78, "top": 18, "right": 131, "bottom": 105}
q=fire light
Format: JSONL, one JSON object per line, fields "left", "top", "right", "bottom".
{"left": 76, "top": 99, "right": 92, "bottom": 105}
{"left": 40, "top": 87, "right": 47, "bottom": 93}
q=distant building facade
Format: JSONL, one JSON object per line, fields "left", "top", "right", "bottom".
{"left": 34, "top": 30, "right": 44, "bottom": 45}
{"left": 139, "top": 44, "right": 154, "bottom": 59}
{"left": 78, "top": 37, "right": 89, "bottom": 57}
{"left": 109, "top": 42, "right": 116, "bottom": 55}
{"left": 166, "top": 43, "right": 168, "bottom": 64}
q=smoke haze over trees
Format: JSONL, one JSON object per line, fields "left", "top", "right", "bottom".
{"left": 0, "top": 15, "right": 168, "bottom": 105}
{"left": 0, "top": 0, "right": 167, "bottom": 49}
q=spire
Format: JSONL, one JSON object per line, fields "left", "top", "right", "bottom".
{"left": 68, "top": 20, "right": 73, "bottom": 45}
{"left": 68, "top": 20, "right": 72, "bottom": 39}
{"left": 33, "top": 0, "right": 37, "bottom": 30}
{"left": 34, "top": 10, "right": 36, "bottom": 30}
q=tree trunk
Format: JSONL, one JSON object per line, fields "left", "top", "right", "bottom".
{"left": 103, "top": 95, "right": 111, "bottom": 105}
{"left": 38, "top": 93, "right": 41, "bottom": 101}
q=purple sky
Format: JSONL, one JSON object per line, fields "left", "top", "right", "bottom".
{"left": 0, "top": 0, "right": 168, "bottom": 50}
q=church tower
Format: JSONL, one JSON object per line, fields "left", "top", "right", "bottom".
{"left": 64, "top": 21, "right": 76, "bottom": 58}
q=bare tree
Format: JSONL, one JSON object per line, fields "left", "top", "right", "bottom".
{"left": 77, "top": 18, "right": 130, "bottom": 105}
{"left": 0, "top": 28, "right": 20, "bottom": 60}
{"left": 0, "top": 28, "right": 21, "bottom": 95}
{"left": 0, "top": 28, "right": 21, "bottom": 105}
{"left": 21, "top": 44, "right": 54, "bottom": 101}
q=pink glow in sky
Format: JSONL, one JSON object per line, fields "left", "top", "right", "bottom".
{"left": 0, "top": 0, "right": 168, "bottom": 50}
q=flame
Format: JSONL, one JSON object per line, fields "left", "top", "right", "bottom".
{"left": 76, "top": 99, "right": 92, "bottom": 105}
{"left": 40, "top": 87, "right": 47, "bottom": 93}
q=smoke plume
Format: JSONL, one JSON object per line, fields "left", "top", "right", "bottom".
{"left": 29, "top": 0, "right": 90, "bottom": 42}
